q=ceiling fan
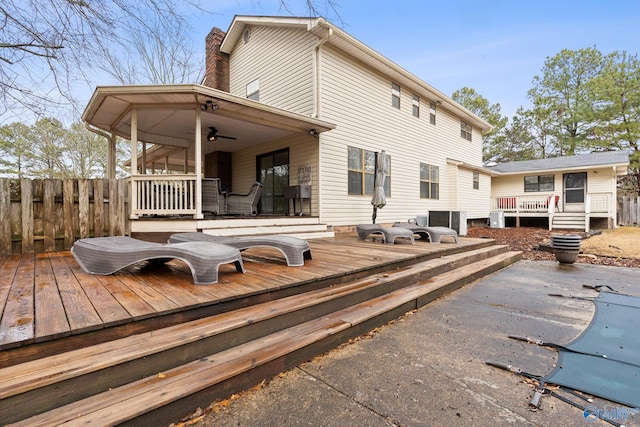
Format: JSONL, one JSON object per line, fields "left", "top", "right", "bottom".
{"left": 207, "top": 127, "right": 236, "bottom": 141}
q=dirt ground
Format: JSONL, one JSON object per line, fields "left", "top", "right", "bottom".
{"left": 466, "top": 225, "right": 640, "bottom": 268}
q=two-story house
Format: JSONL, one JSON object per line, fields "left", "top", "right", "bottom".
{"left": 83, "top": 16, "right": 493, "bottom": 238}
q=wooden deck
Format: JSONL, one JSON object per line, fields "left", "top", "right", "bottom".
{"left": 0, "top": 234, "right": 491, "bottom": 366}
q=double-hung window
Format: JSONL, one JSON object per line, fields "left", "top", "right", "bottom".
{"left": 524, "top": 175, "right": 554, "bottom": 192}
{"left": 412, "top": 94, "right": 420, "bottom": 117}
{"left": 429, "top": 102, "right": 437, "bottom": 125}
{"left": 246, "top": 79, "right": 260, "bottom": 101}
{"left": 473, "top": 171, "right": 479, "bottom": 190}
{"left": 461, "top": 121, "right": 472, "bottom": 141}
{"left": 391, "top": 83, "right": 401, "bottom": 109}
{"left": 420, "top": 163, "right": 439, "bottom": 199}
{"left": 348, "top": 147, "right": 391, "bottom": 196}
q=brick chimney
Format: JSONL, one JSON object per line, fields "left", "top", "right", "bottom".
{"left": 203, "top": 27, "right": 230, "bottom": 91}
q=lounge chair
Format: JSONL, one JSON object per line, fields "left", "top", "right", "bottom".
{"left": 168, "top": 232, "right": 312, "bottom": 267}
{"left": 226, "top": 182, "right": 263, "bottom": 216}
{"left": 393, "top": 222, "right": 459, "bottom": 243}
{"left": 71, "top": 236, "right": 245, "bottom": 285}
{"left": 356, "top": 224, "right": 415, "bottom": 245}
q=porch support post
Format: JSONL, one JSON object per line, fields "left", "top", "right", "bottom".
{"left": 194, "top": 108, "right": 204, "bottom": 219}
{"left": 141, "top": 142, "right": 147, "bottom": 174}
{"left": 107, "top": 133, "right": 116, "bottom": 179}
{"left": 611, "top": 166, "right": 617, "bottom": 228}
{"left": 130, "top": 109, "right": 139, "bottom": 219}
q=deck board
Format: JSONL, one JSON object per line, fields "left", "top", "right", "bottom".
{"left": 117, "top": 273, "right": 180, "bottom": 314}
{"left": 0, "top": 256, "right": 19, "bottom": 315}
{"left": 48, "top": 252, "right": 104, "bottom": 334}
{"left": 0, "top": 236, "right": 488, "bottom": 351}
{"left": 34, "top": 253, "right": 70, "bottom": 340}
{"left": 1, "top": 255, "right": 36, "bottom": 346}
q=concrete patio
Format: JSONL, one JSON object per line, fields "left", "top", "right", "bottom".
{"left": 192, "top": 260, "right": 640, "bottom": 427}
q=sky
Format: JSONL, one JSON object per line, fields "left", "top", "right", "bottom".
{"left": 187, "top": 0, "right": 640, "bottom": 119}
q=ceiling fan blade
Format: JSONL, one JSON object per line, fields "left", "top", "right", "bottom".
{"left": 217, "top": 135, "right": 237, "bottom": 140}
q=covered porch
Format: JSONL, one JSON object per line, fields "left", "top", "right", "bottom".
{"left": 82, "top": 85, "right": 335, "bottom": 226}
{"left": 491, "top": 192, "right": 616, "bottom": 230}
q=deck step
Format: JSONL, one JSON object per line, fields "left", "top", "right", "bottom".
{"left": 552, "top": 213, "right": 586, "bottom": 230}
{"left": 205, "top": 223, "right": 333, "bottom": 238}
{"left": 2, "top": 247, "right": 521, "bottom": 426}
{"left": 132, "top": 217, "right": 336, "bottom": 240}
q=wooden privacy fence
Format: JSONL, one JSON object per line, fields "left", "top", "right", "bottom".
{"left": 0, "top": 178, "right": 128, "bottom": 256}
{"left": 617, "top": 196, "right": 640, "bottom": 226}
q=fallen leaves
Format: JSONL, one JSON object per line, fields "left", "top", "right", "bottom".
{"left": 466, "top": 226, "right": 640, "bottom": 268}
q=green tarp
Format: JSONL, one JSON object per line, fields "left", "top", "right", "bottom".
{"left": 543, "top": 292, "right": 640, "bottom": 407}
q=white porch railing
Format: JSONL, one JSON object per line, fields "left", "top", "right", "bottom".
{"left": 492, "top": 193, "right": 613, "bottom": 215}
{"left": 492, "top": 195, "right": 554, "bottom": 213}
{"left": 131, "top": 174, "right": 197, "bottom": 217}
{"left": 588, "top": 192, "right": 612, "bottom": 213}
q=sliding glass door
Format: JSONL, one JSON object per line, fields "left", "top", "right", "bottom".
{"left": 256, "top": 149, "right": 289, "bottom": 215}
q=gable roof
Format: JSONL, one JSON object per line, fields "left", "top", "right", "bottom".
{"left": 221, "top": 15, "right": 491, "bottom": 131}
{"left": 488, "top": 151, "right": 630, "bottom": 175}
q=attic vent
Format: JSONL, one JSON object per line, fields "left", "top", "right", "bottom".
{"left": 242, "top": 28, "right": 251, "bottom": 44}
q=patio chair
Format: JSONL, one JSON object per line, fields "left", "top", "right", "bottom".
{"left": 226, "top": 182, "right": 263, "bottom": 216}
{"left": 71, "top": 236, "right": 245, "bottom": 285}
{"left": 169, "top": 232, "right": 312, "bottom": 266}
{"left": 393, "top": 222, "right": 459, "bottom": 244}
{"left": 202, "top": 178, "right": 226, "bottom": 215}
{"left": 356, "top": 224, "right": 415, "bottom": 245}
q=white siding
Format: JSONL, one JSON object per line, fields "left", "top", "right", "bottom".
{"left": 446, "top": 165, "right": 458, "bottom": 209}
{"left": 492, "top": 168, "right": 616, "bottom": 197}
{"left": 587, "top": 168, "right": 616, "bottom": 193}
{"left": 492, "top": 173, "right": 559, "bottom": 197}
{"left": 317, "top": 45, "right": 485, "bottom": 225}
{"left": 225, "top": 23, "right": 488, "bottom": 226}
{"left": 455, "top": 168, "right": 492, "bottom": 218}
{"left": 229, "top": 26, "right": 316, "bottom": 115}
{"left": 232, "top": 134, "right": 320, "bottom": 215}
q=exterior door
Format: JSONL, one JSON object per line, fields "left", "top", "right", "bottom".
{"left": 256, "top": 149, "right": 289, "bottom": 215}
{"left": 563, "top": 172, "right": 587, "bottom": 212}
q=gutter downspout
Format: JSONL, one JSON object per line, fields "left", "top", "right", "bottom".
{"left": 85, "top": 123, "right": 117, "bottom": 179}
{"left": 312, "top": 27, "right": 332, "bottom": 119}
{"left": 312, "top": 26, "right": 332, "bottom": 225}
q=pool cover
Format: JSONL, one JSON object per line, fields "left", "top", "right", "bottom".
{"left": 542, "top": 292, "right": 640, "bottom": 407}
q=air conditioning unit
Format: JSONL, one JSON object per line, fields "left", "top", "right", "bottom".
{"left": 489, "top": 210, "right": 505, "bottom": 228}
{"left": 428, "top": 211, "right": 468, "bottom": 236}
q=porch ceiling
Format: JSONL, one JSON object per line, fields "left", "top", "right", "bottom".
{"left": 82, "top": 84, "right": 336, "bottom": 167}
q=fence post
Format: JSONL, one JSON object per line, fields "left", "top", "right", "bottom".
{"left": 0, "top": 179, "right": 11, "bottom": 256}
{"left": 43, "top": 179, "right": 56, "bottom": 252}
{"left": 94, "top": 179, "right": 104, "bottom": 237}
{"left": 21, "top": 179, "right": 34, "bottom": 254}
{"left": 78, "top": 179, "right": 90, "bottom": 239}
{"left": 63, "top": 179, "right": 75, "bottom": 250}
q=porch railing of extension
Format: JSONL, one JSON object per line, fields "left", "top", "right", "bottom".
{"left": 492, "top": 193, "right": 613, "bottom": 214}
{"left": 130, "top": 174, "right": 198, "bottom": 218}
{"left": 492, "top": 192, "right": 613, "bottom": 230}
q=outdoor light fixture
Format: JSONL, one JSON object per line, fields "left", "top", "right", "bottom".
{"left": 201, "top": 100, "right": 219, "bottom": 111}
{"left": 309, "top": 129, "right": 319, "bottom": 137}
